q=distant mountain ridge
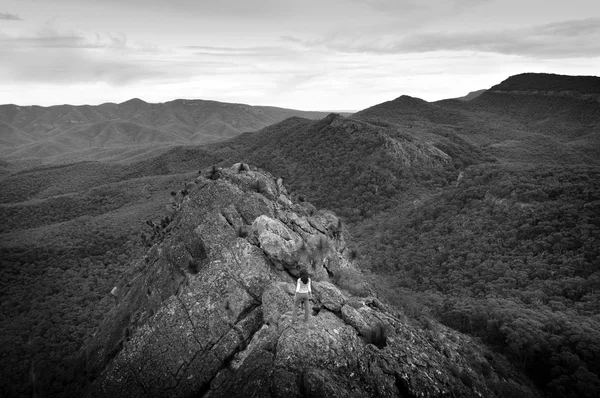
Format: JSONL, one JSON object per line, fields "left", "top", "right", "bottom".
{"left": 488, "top": 72, "right": 600, "bottom": 102}
{"left": 490, "top": 72, "right": 600, "bottom": 94}
{"left": 453, "top": 89, "right": 486, "bottom": 101}
{"left": 0, "top": 98, "right": 332, "bottom": 166}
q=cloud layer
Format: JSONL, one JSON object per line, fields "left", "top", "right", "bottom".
{"left": 0, "top": 0, "right": 598, "bottom": 109}
{"left": 0, "top": 12, "right": 21, "bottom": 20}
{"left": 285, "top": 18, "right": 600, "bottom": 59}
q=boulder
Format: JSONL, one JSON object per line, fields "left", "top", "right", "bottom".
{"left": 313, "top": 281, "right": 346, "bottom": 313}
{"left": 341, "top": 304, "right": 370, "bottom": 336}
{"left": 252, "top": 215, "right": 301, "bottom": 272}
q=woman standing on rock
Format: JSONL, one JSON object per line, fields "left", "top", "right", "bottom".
{"left": 292, "top": 269, "right": 312, "bottom": 323}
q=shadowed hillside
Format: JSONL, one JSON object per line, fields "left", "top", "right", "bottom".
{"left": 488, "top": 72, "right": 600, "bottom": 95}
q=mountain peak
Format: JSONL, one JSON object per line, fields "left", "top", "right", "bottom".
{"left": 120, "top": 98, "right": 148, "bottom": 106}
{"left": 79, "top": 164, "right": 535, "bottom": 397}
{"left": 324, "top": 112, "right": 343, "bottom": 124}
{"left": 391, "top": 94, "right": 427, "bottom": 104}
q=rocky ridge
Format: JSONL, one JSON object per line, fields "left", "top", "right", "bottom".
{"left": 81, "top": 165, "right": 539, "bottom": 397}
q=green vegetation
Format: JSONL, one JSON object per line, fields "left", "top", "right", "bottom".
{"left": 332, "top": 267, "right": 370, "bottom": 297}
{"left": 362, "top": 322, "right": 387, "bottom": 349}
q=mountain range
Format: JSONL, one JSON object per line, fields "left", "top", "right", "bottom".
{"left": 0, "top": 99, "right": 334, "bottom": 171}
{"left": 1, "top": 72, "right": 599, "bottom": 397}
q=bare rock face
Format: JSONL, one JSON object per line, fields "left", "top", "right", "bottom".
{"left": 252, "top": 215, "right": 301, "bottom": 272}
{"left": 82, "top": 165, "right": 541, "bottom": 398}
{"left": 312, "top": 281, "right": 346, "bottom": 313}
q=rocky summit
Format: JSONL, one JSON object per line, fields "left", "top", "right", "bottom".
{"left": 80, "top": 164, "right": 539, "bottom": 398}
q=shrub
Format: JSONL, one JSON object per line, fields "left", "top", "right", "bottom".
{"left": 235, "top": 225, "right": 248, "bottom": 238}
{"left": 187, "top": 259, "right": 199, "bottom": 274}
{"left": 476, "top": 360, "right": 492, "bottom": 378}
{"left": 362, "top": 322, "right": 387, "bottom": 349}
{"left": 186, "top": 239, "right": 207, "bottom": 261}
{"left": 449, "top": 364, "right": 461, "bottom": 378}
{"left": 296, "top": 240, "right": 310, "bottom": 265}
{"left": 208, "top": 165, "right": 219, "bottom": 180}
{"left": 333, "top": 267, "right": 370, "bottom": 297}
{"left": 331, "top": 218, "right": 343, "bottom": 239}
{"left": 486, "top": 380, "right": 535, "bottom": 398}
{"left": 311, "top": 235, "right": 333, "bottom": 268}
{"left": 251, "top": 179, "right": 267, "bottom": 194}
{"left": 421, "top": 317, "right": 435, "bottom": 330}
{"left": 459, "top": 370, "right": 474, "bottom": 388}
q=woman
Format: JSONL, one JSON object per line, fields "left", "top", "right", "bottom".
{"left": 292, "top": 269, "right": 312, "bottom": 323}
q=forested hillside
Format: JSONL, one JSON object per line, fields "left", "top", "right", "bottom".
{"left": 0, "top": 98, "right": 331, "bottom": 169}
{"left": 0, "top": 170, "right": 195, "bottom": 396}
{"left": 488, "top": 72, "right": 600, "bottom": 94}
{"left": 1, "top": 72, "right": 598, "bottom": 397}
{"left": 352, "top": 164, "right": 600, "bottom": 397}
{"left": 207, "top": 113, "right": 487, "bottom": 222}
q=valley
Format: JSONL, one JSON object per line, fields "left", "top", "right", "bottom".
{"left": 1, "top": 73, "right": 599, "bottom": 397}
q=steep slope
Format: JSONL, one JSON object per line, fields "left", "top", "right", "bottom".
{"left": 77, "top": 165, "right": 540, "bottom": 398}
{"left": 196, "top": 113, "right": 486, "bottom": 222}
{"left": 487, "top": 72, "right": 600, "bottom": 96}
{"left": 353, "top": 163, "right": 600, "bottom": 397}
{"left": 0, "top": 99, "right": 331, "bottom": 167}
{"left": 436, "top": 73, "right": 600, "bottom": 165}
{"left": 346, "top": 73, "right": 600, "bottom": 397}
{"left": 0, "top": 168, "right": 198, "bottom": 398}
{"left": 473, "top": 73, "right": 600, "bottom": 131}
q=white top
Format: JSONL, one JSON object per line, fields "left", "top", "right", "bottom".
{"left": 296, "top": 278, "right": 312, "bottom": 294}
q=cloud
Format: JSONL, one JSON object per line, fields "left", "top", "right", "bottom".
{"left": 285, "top": 18, "right": 600, "bottom": 58}
{"left": 0, "top": 21, "right": 165, "bottom": 85}
{"left": 0, "top": 47, "right": 165, "bottom": 85}
{"left": 346, "top": 0, "right": 490, "bottom": 14}
{"left": 0, "top": 12, "right": 21, "bottom": 20}
{"left": 0, "top": 21, "right": 160, "bottom": 52}
{"left": 185, "top": 45, "right": 296, "bottom": 58}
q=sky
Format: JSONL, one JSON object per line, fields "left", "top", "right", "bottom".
{"left": 1, "top": 0, "right": 599, "bottom": 111}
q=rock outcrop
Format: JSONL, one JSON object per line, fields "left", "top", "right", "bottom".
{"left": 81, "top": 164, "right": 540, "bottom": 397}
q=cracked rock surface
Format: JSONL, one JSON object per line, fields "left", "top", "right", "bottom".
{"left": 83, "top": 164, "right": 540, "bottom": 398}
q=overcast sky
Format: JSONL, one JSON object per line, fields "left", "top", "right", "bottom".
{"left": 1, "top": 0, "right": 599, "bottom": 110}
